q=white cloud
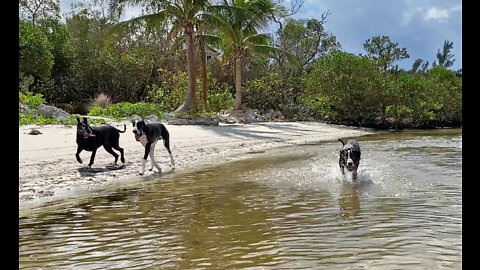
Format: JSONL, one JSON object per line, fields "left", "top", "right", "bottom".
{"left": 424, "top": 5, "right": 461, "bottom": 21}
{"left": 425, "top": 7, "right": 449, "bottom": 20}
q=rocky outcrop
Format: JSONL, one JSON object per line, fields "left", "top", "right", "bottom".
{"left": 36, "top": 104, "right": 70, "bottom": 121}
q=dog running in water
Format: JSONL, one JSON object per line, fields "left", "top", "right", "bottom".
{"left": 338, "top": 139, "right": 361, "bottom": 181}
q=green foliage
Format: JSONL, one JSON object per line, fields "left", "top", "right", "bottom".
{"left": 18, "top": 91, "right": 107, "bottom": 126}
{"left": 302, "top": 50, "right": 387, "bottom": 126}
{"left": 38, "top": 19, "right": 76, "bottom": 78}
{"left": 243, "top": 73, "right": 284, "bottom": 111}
{"left": 300, "top": 50, "right": 462, "bottom": 128}
{"left": 19, "top": 112, "right": 106, "bottom": 126}
{"left": 278, "top": 18, "right": 340, "bottom": 68}
{"left": 435, "top": 40, "right": 455, "bottom": 68}
{"left": 146, "top": 72, "right": 189, "bottom": 112}
{"left": 19, "top": 19, "right": 54, "bottom": 78}
{"left": 363, "top": 35, "right": 409, "bottom": 71}
{"left": 19, "top": 91, "right": 45, "bottom": 109}
{"left": 19, "top": 0, "right": 60, "bottom": 24}
{"left": 17, "top": 0, "right": 461, "bottom": 129}
{"left": 206, "top": 91, "right": 234, "bottom": 112}
{"left": 88, "top": 102, "right": 167, "bottom": 120}
{"left": 146, "top": 71, "right": 234, "bottom": 113}
{"left": 201, "top": 74, "right": 234, "bottom": 113}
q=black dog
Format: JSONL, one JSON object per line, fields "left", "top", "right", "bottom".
{"left": 338, "top": 139, "right": 361, "bottom": 181}
{"left": 76, "top": 117, "right": 126, "bottom": 168}
{"left": 132, "top": 120, "right": 175, "bottom": 175}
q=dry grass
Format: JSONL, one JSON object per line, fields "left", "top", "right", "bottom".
{"left": 89, "top": 93, "right": 112, "bottom": 109}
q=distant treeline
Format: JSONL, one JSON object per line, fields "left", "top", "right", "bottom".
{"left": 19, "top": 0, "right": 461, "bottom": 129}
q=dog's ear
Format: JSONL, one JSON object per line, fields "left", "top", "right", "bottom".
{"left": 76, "top": 117, "right": 81, "bottom": 124}
{"left": 82, "top": 117, "right": 88, "bottom": 124}
{"left": 338, "top": 139, "right": 345, "bottom": 146}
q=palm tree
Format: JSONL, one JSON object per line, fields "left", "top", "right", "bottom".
{"left": 206, "top": 0, "right": 298, "bottom": 111}
{"left": 108, "top": 0, "right": 210, "bottom": 112}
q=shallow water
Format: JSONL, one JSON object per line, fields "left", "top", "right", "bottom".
{"left": 19, "top": 129, "right": 462, "bottom": 269}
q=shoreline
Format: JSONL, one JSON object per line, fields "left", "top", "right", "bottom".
{"left": 19, "top": 121, "right": 379, "bottom": 212}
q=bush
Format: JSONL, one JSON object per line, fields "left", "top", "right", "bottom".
{"left": 243, "top": 73, "right": 284, "bottom": 111}
{"left": 146, "top": 72, "right": 189, "bottom": 112}
{"left": 202, "top": 73, "right": 234, "bottom": 113}
{"left": 300, "top": 50, "right": 462, "bottom": 128}
{"left": 19, "top": 91, "right": 45, "bottom": 109}
{"left": 302, "top": 50, "right": 387, "bottom": 126}
{"left": 19, "top": 19, "right": 53, "bottom": 78}
{"left": 88, "top": 102, "right": 167, "bottom": 120}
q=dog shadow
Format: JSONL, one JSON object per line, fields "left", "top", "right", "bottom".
{"left": 77, "top": 164, "right": 126, "bottom": 176}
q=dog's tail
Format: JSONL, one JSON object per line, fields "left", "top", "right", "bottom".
{"left": 117, "top": 124, "right": 126, "bottom": 133}
{"left": 338, "top": 139, "right": 345, "bottom": 146}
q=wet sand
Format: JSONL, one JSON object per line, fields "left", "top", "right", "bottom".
{"left": 19, "top": 121, "right": 378, "bottom": 210}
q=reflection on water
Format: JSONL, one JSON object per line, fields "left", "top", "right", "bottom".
{"left": 19, "top": 129, "right": 462, "bottom": 269}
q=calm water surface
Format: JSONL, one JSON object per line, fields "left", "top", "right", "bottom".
{"left": 19, "top": 129, "right": 462, "bottom": 269}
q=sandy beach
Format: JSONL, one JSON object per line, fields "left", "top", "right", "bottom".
{"left": 19, "top": 121, "right": 378, "bottom": 211}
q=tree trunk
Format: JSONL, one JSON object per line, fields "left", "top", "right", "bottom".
{"left": 233, "top": 55, "right": 242, "bottom": 111}
{"left": 175, "top": 26, "right": 198, "bottom": 113}
{"left": 199, "top": 35, "right": 208, "bottom": 108}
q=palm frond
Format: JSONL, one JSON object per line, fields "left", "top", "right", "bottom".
{"left": 106, "top": 10, "right": 169, "bottom": 36}
{"left": 243, "top": 33, "right": 270, "bottom": 45}
{"left": 201, "top": 34, "right": 223, "bottom": 48}
{"left": 250, "top": 44, "right": 301, "bottom": 69}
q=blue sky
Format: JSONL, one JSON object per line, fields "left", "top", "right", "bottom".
{"left": 60, "top": 0, "right": 462, "bottom": 71}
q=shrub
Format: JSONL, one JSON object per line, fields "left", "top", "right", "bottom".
{"left": 243, "top": 73, "right": 284, "bottom": 111}
{"left": 302, "top": 50, "right": 386, "bottom": 126}
{"left": 19, "top": 91, "right": 45, "bottom": 109}
{"left": 146, "top": 72, "right": 189, "bottom": 112}
{"left": 88, "top": 102, "right": 167, "bottom": 120}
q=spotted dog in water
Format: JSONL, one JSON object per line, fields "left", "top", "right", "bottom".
{"left": 132, "top": 120, "right": 175, "bottom": 175}
{"left": 338, "top": 139, "right": 361, "bottom": 181}
{"left": 75, "top": 117, "right": 126, "bottom": 168}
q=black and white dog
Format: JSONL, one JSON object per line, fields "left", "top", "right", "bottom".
{"left": 76, "top": 117, "right": 126, "bottom": 168}
{"left": 132, "top": 120, "right": 175, "bottom": 175}
{"left": 338, "top": 139, "right": 361, "bottom": 181}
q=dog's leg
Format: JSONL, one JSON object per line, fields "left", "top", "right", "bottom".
{"left": 112, "top": 141, "right": 125, "bottom": 164}
{"left": 112, "top": 134, "right": 126, "bottom": 163}
{"left": 149, "top": 147, "right": 162, "bottom": 173}
{"left": 149, "top": 142, "right": 155, "bottom": 171}
{"left": 76, "top": 146, "right": 83, "bottom": 164}
{"left": 163, "top": 137, "right": 175, "bottom": 168}
{"left": 139, "top": 142, "right": 151, "bottom": 175}
{"left": 103, "top": 145, "right": 119, "bottom": 165}
{"left": 88, "top": 149, "right": 97, "bottom": 168}
{"left": 148, "top": 142, "right": 161, "bottom": 172}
